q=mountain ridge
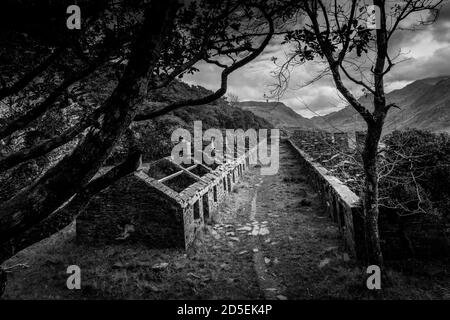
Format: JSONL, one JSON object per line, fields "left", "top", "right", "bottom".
{"left": 237, "top": 100, "right": 316, "bottom": 129}
{"left": 311, "top": 75, "right": 450, "bottom": 134}
{"left": 237, "top": 76, "right": 450, "bottom": 134}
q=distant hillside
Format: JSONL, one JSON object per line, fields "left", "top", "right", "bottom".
{"left": 149, "top": 82, "right": 272, "bottom": 130}
{"left": 311, "top": 76, "right": 450, "bottom": 134}
{"left": 237, "top": 101, "right": 316, "bottom": 129}
{"left": 108, "top": 81, "right": 272, "bottom": 163}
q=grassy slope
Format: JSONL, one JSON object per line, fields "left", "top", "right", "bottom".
{"left": 237, "top": 101, "right": 316, "bottom": 129}
{"left": 107, "top": 81, "right": 272, "bottom": 164}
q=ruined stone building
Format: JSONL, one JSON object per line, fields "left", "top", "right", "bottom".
{"left": 76, "top": 142, "right": 259, "bottom": 250}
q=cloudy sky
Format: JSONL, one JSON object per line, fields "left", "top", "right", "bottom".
{"left": 184, "top": 1, "right": 450, "bottom": 118}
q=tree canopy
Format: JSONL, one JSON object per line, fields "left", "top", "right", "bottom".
{"left": 0, "top": 0, "right": 295, "bottom": 262}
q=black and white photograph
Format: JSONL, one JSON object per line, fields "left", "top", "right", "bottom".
{"left": 0, "top": 0, "right": 449, "bottom": 307}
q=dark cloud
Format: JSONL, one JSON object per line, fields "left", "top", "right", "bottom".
{"left": 387, "top": 46, "right": 450, "bottom": 82}
{"left": 186, "top": 1, "right": 450, "bottom": 117}
{"left": 430, "top": 3, "right": 450, "bottom": 42}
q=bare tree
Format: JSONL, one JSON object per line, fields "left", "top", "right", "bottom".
{"left": 275, "top": 0, "right": 444, "bottom": 265}
{"left": 227, "top": 93, "right": 240, "bottom": 107}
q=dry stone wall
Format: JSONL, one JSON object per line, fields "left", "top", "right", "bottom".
{"left": 286, "top": 139, "right": 366, "bottom": 259}
{"left": 287, "top": 131, "right": 450, "bottom": 261}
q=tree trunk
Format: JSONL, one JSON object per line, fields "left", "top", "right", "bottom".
{"left": 0, "top": 151, "right": 142, "bottom": 263}
{"left": 0, "top": 1, "right": 178, "bottom": 245}
{"left": 362, "top": 122, "right": 384, "bottom": 266}
{"left": 0, "top": 268, "right": 5, "bottom": 298}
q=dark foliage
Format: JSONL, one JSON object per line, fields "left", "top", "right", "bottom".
{"left": 382, "top": 129, "right": 450, "bottom": 220}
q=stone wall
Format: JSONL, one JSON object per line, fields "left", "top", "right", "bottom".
{"left": 287, "top": 138, "right": 450, "bottom": 261}
{"left": 286, "top": 139, "right": 366, "bottom": 259}
{"left": 291, "top": 129, "right": 352, "bottom": 155}
{"left": 77, "top": 172, "right": 186, "bottom": 248}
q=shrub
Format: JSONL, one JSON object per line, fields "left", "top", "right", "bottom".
{"left": 381, "top": 129, "right": 450, "bottom": 219}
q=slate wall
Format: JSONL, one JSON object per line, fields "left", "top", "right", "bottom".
{"left": 76, "top": 172, "right": 186, "bottom": 248}
{"left": 287, "top": 138, "right": 450, "bottom": 261}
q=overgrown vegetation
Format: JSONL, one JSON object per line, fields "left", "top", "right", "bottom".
{"left": 381, "top": 130, "right": 450, "bottom": 220}
{"left": 291, "top": 129, "right": 450, "bottom": 259}
{"left": 296, "top": 129, "right": 450, "bottom": 221}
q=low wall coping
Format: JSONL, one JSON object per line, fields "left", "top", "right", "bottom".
{"left": 287, "top": 139, "right": 361, "bottom": 208}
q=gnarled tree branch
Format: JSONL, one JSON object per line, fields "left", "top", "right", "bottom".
{"left": 0, "top": 47, "right": 64, "bottom": 101}
{"left": 0, "top": 60, "right": 103, "bottom": 140}
{"left": 0, "top": 150, "right": 142, "bottom": 263}
{"left": 134, "top": 4, "right": 275, "bottom": 122}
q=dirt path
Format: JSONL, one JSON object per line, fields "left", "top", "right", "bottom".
{"left": 3, "top": 141, "right": 449, "bottom": 299}
{"left": 218, "top": 140, "right": 354, "bottom": 299}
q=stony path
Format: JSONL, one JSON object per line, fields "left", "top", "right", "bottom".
{"left": 252, "top": 141, "right": 350, "bottom": 299}
{"left": 208, "top": 140, "right": 351, "bottom": 299}
{"left": 2, "top": 141, "right": 352, "bottom": 299}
